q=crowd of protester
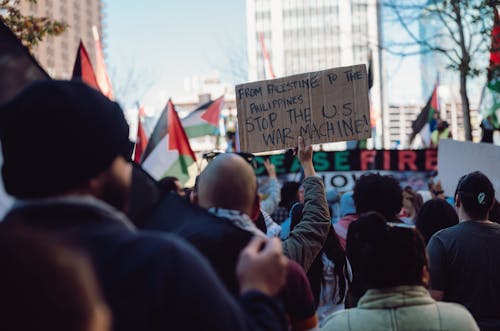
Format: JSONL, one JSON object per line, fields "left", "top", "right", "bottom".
{"left": 0, "top": 80, "right": 499, "bottom": 331}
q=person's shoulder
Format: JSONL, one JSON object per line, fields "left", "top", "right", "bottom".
{"left": 136, "top": 229, "right": 196, "bottom": 250}
{"left": 283, "top": 260, "right": 311, "bottom": 295}
{"left": 432, "top": 222, "right": 465, "bottom": 239}
{"left": 122, "top": 230, "right": 203, "bottom": 264}
{"left": 434, "top": 302, "right": 480, "bottom": 330}
{"left": 321, "top": 309, "right": 352, "bottom": 331}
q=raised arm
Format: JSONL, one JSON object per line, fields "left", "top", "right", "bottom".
{"left": 260, "top": 159, "right": 280, "bottom": 215}
{"left": 282, "top": 137, "right": 331, "bottom": 272}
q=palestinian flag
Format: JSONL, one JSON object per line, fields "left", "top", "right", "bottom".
{"left": 72, "top": 40, "right": 100, "bottom": 90}
{"left": 479, "top": 7, "right": 500, "bottom": 129}
{"left": 0, "top": 18, "right": 50, "bottom": 104}
{"left": 141, "top": 100, "right": 197, "bottom": 184}
{"left": 409, "top": 82, "right": 439, "bottom": 146}
{"left": 181, "top": 95, "right": 224, "bottom": 138}
{"left": 133, "top": 107, "right": 149, "bottom": 163}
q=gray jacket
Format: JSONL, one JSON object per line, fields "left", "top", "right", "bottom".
{"left": 282, "top": 176, "right": 330, "bottom": 272}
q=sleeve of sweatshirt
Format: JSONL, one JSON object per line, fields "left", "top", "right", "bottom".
{"left": 260, "top": 178, "right": 280, "bottom": 215}
{"left": 161, "top": 235, "right": 288, "bottom": 331}
{"left": 282, "top": 176, "right": 330, "bottom": 272}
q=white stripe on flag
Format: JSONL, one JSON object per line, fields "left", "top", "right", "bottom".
{"left": 420, "top": 123, "right": 431, "bottom": 147}
{"left": 141, "top": 134, "right": 179, "bottom": 180}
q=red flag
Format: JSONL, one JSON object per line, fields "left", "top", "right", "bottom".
{"left": 93, "top": 26, "right": 113, "bottom": 98}
{"left": 490, "top": 8, "right": 500, "bottom": 68}
{"left": 259, "top": 32, "right": 275, "bottom": 79}
{"left": 167, "top": 100, "right": 196, "bottom": 161}
{"left": 134, "top": 107, "right": 149, "bottom": 163}
{"left": 72, "top": 40, "right": 99, "bottom": 90}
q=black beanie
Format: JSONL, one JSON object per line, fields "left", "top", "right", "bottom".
{"left": 0, "top": 80, "right": 131, "bottom": 199}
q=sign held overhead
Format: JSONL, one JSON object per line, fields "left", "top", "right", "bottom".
{"left": 236, "top": 64, "right": 371, "bottom": 153}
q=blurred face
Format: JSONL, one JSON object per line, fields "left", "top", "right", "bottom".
{"left": 88, "top": 303, "right": 111, "bottom": 331}
{"left": 93, "top": 156, "right": 132, "bottom": 212}
{"left": 174, "top": 180, "right": 185, "bottom": 196}
{"left": 298, "top": 186, "right": 305, "bottom": 204}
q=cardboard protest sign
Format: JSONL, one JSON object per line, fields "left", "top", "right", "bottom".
{"left": 236, "top": 64, "right": 371, "bottom": 153}
{"left": 438, "top": 139, "right": 500, "bottom": 200}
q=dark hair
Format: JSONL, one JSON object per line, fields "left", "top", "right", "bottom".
{"left": 415, "top": 199, "right": 459, "bottom": 243}
{"left": 279, "top": 181, "right": 301, "bottom": 210}
{"left": 183, "top": 187, "right": 193, "bottom": 198}
{"left": 353, "top": 173, "right": 403, "bottom": 219}
{"left": 255, "top": 210, "right": 268, "bottom": 233}
{"left": 455, "top": 171, "right": 495, "bottom": 220}
{"left": 403, "top": 186, "right": 424, "bottom": 219}
{"left": 158, "top": 176, "right": 180, "bottom": 193}
{"left": 290, "top": 204, "right": 348, "bottom": 307}
{"left": 356, "top": 212, "right": 427, "bottom": 289}
{"left": 489, "top": 200, "right": 500, "bottom": 224}
{"left": 0, "top": 227, "right": 107, "bottom": 331}
{"left": 193, "top": 175, "right": 200, "bottom": 193}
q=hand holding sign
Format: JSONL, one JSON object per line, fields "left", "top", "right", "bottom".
{"left": 296, "top": 136, "right": 315, "bottom": 178}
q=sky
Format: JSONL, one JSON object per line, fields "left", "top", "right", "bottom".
{"left": 105, "top": 1, "right": 487, "bottom": 114}
{"left": 105, "top": 0, "right": 247, "bottom": 110}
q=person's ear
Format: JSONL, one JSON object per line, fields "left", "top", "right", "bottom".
{"left": 251, "top": 194, "right": 261, "bottom": 221}
{"left": 455, "top": 194, "right": 461, "bottom": 208}
{"left": 190, "top": 191, "right": 198, "bottom": 205}
{"left": 422, "top": 265, "right": 430, "bottom": 288}
{"left": 87, "top": 174, "right": 105, "bottom": 197}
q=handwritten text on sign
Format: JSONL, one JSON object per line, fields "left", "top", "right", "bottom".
{"left": 236, "top": 65, "right": 371, "bottom": 153}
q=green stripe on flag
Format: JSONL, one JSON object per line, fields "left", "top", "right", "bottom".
{"left": 184, "top": 123, "right": 218, "bottom": 138}
{"left": 160, "top": 154, "right": 195, "bottom": 184}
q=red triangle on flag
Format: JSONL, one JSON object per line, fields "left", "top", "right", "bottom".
{"left": 430, "top": 83, "right": 439, "bottom": 111}
{"left": 490, "top": 8, "right": 500, "bottom": 66}
{"left": 167, "top": 100, "right": 196, "bottom": 161}
{"left": 72, "top": 40, "right": 99, "bottom": 90}
{"left": 134, "top": 107, "right": 149, "bottom": 163}
{"left": 200, "top": 95, "right": 224, "bottom": 127}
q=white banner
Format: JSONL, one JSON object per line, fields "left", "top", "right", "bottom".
{"left": 438, "top": 139, "right": 500, "bottom": 200}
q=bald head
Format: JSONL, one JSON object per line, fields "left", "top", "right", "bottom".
{"left": 198, "top": 154, "right": 258, "bottom": 217}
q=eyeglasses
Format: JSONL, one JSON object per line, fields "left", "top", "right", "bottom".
{"left": 203, "top": 151, "right": 258, "bottom": 169}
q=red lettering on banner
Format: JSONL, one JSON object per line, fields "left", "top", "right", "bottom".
{"left": 398, "top": 151, "right": 418, "bottom": 171}
{"left": 425, "top": 149, "right": 438, "bottom": 171}
{"left": 360, "top": 150, "right": 376, "bottom": 170}
{"left": 383, "top": 150, "right": 390, "bottom": 170}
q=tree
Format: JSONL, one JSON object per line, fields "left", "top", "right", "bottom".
{"left": 0, "top": 0, "right": 67, "bottom": 50}
{"left": 384, "top": 0, "right": 498, "bottom": 140}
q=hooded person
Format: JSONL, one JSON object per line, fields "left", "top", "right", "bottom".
{"left": 0, "top": 80, "right": 288, "bottom": 331}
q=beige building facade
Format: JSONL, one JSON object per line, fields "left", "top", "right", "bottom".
{"left": 18, "top": 0, "right": 105, "bottom": 79}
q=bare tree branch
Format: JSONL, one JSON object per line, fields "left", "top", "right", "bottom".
{"left": 430, "top": 0, "right": 461, "bottom": 45}
{"left": 383, "top": 0, "right": 496, "bottom": 140}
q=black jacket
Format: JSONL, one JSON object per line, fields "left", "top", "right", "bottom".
{"left": 2, "top": 196, "right": 286, "bottom": 331}
{"left": 129, "top": 165, "right": 255, "bottom": 296}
